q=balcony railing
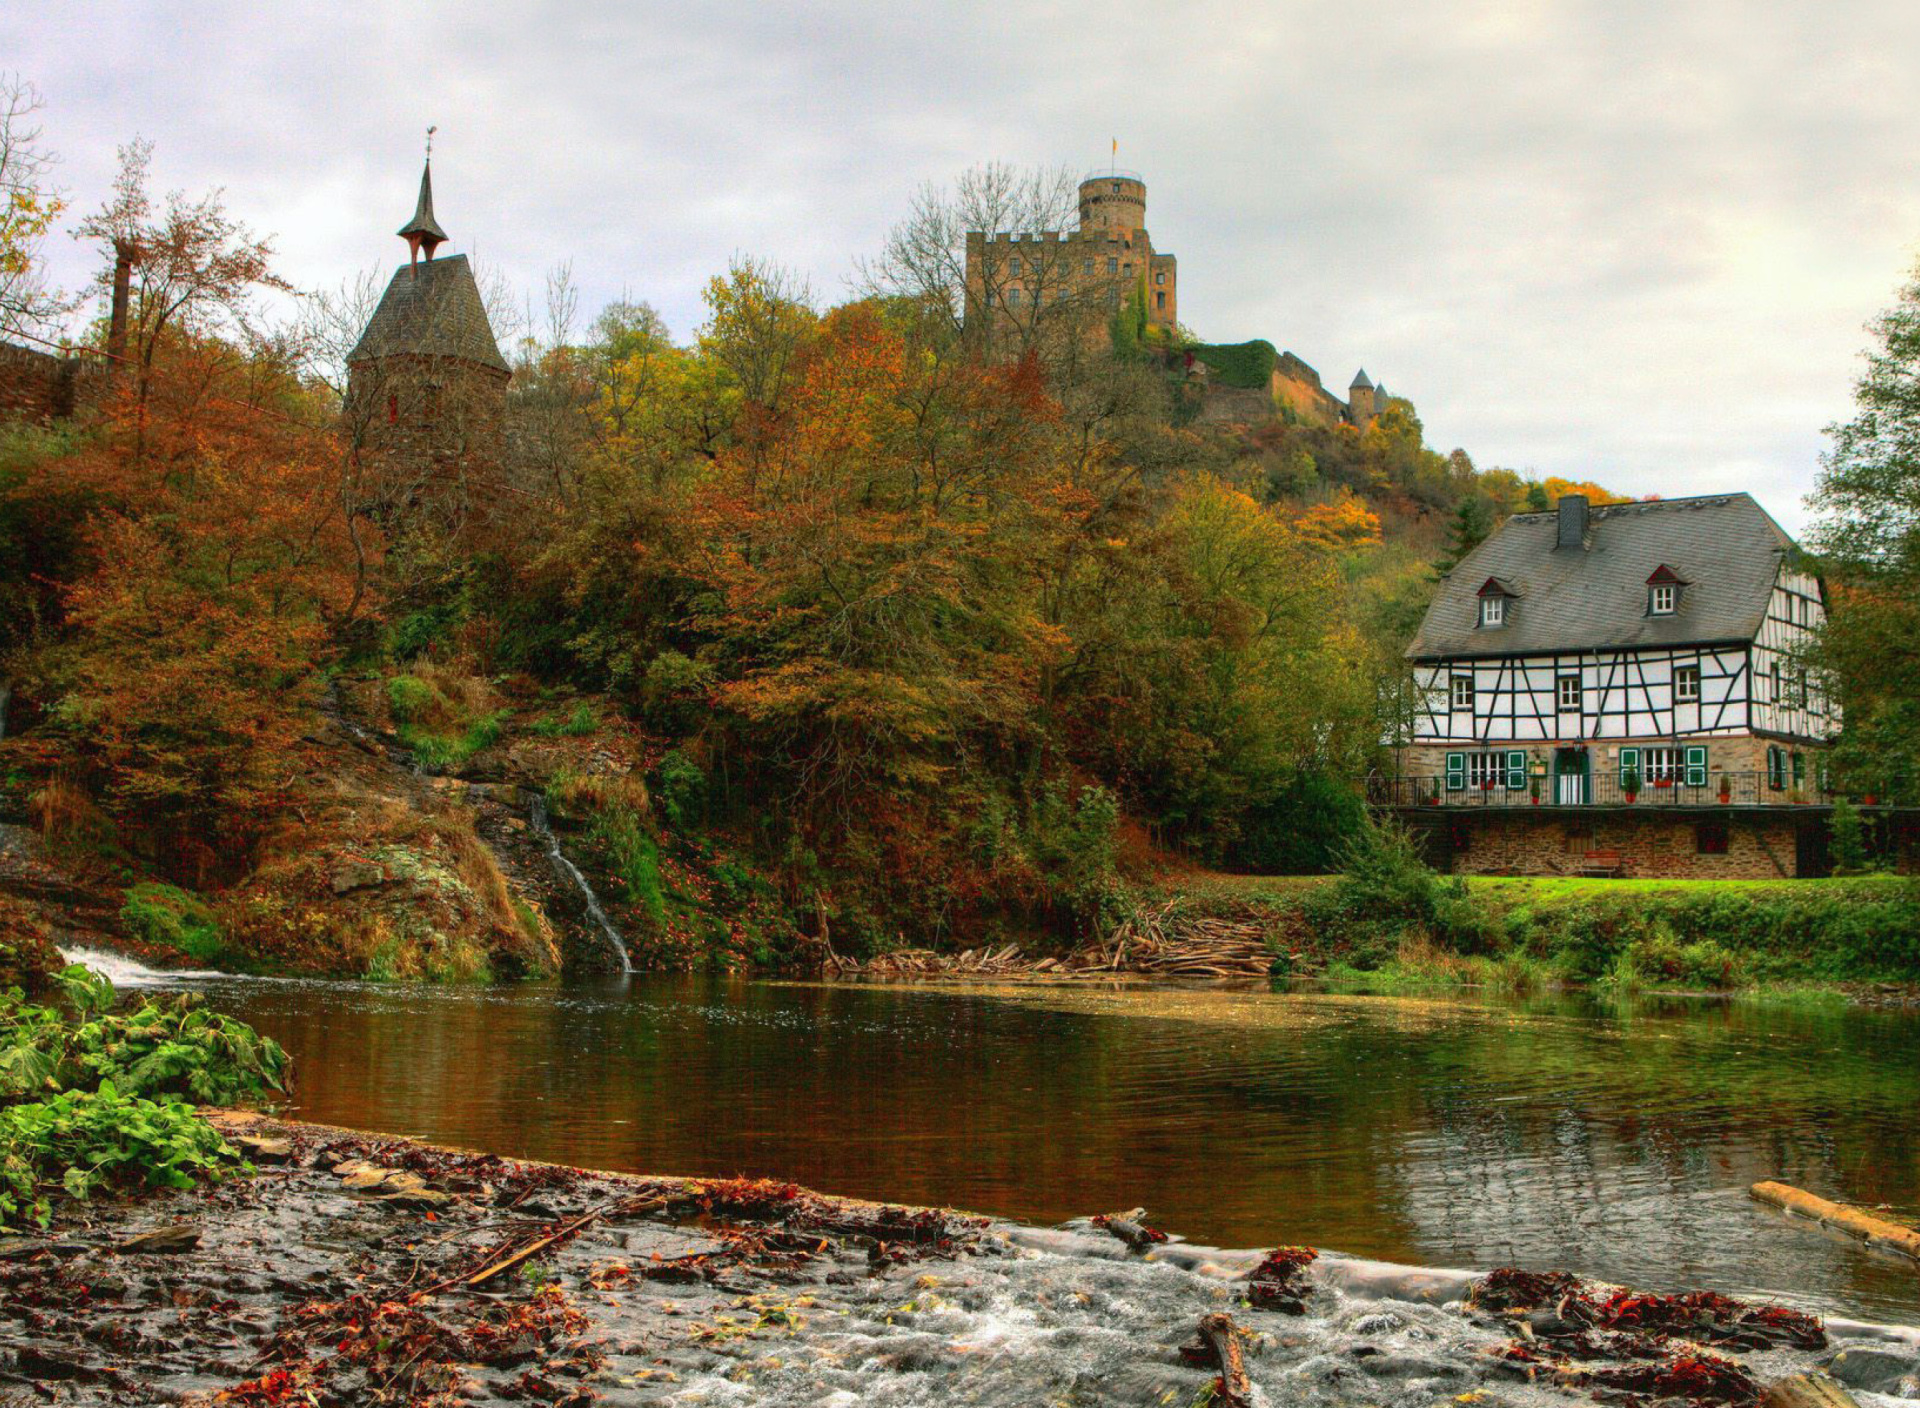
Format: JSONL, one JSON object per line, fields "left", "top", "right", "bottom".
{"left": 1368, "top": 770, "right": 1844, "bottom": 810}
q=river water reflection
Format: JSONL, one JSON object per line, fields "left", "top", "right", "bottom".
{"left": 187, "top": 973, "right": 1920, "bottom": 1321}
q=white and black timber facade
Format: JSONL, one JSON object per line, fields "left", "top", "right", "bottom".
{"left": 1375, "top": 493, "right": 1849, "bottom": 878}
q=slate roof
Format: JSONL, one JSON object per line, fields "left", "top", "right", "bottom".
{"left": 1350, "top": 368, "right": 1373, "bottom": 390}
{"left": 347, "top": 254, "right": 508, "bottom": 374}
{"left": 1407, "top": 493, "right": 1798, "bottom": 661}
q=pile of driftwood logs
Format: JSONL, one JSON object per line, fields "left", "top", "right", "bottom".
{"left": 827, "top": 901, "right": 1275, "bottom": 980}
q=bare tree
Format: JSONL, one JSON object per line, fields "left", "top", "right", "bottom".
{"left": 0, "top": 74, "right": 70, "bottom": 340}
{"left": 858, "top": 162, "right": 1108, "bottom": 356}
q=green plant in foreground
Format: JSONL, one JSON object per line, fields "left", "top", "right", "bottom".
{"left": 0, "top": 1081, "right": 245, "bottom": 1227}
{"left": 531, "top": 701, "right": 599, "bottom": 738}
{"left": 0, "top": 967, "right": 290, "bottom": 1105}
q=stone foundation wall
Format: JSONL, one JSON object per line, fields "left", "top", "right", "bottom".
{"left": 1431, "top": 810, "right": 1804, "bottom": 879}
{"left": 0, "top": 341, "right": 105, "bottom": 424}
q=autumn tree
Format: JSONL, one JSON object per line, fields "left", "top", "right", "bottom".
{"left": 1808, "top": 258, "right": 1920, "bottom": 795}
{"left": 0, "top": 75, "right": 66, "bottom": 339}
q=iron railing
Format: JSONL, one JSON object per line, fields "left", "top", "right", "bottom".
{"left": 1368, "top": 770, "right": 1842, "bottom": 810}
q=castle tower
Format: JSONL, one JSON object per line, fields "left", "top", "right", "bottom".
{"left": 346, "top": 155, "right": 510, "bottom": 512}
{"left": 1349, "top": 368, "right": 1377, "bottom": 426}
{"left": 1077, "top": 174, "right": 1147, "bottom": 235}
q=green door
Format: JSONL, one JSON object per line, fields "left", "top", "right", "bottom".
{"left": 1554, "top": 747, "right": 1589, "bottom": 805}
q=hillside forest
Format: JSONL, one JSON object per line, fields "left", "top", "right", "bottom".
{"left": 12, "top": 106, "right": 1903, "bottom": 983}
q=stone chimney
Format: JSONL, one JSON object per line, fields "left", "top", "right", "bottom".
{"left": 1556, "top": 494, "right": 1590, "bottom": 550}
{"left": 106, "top": 239, "right": 135, "bottom": 366}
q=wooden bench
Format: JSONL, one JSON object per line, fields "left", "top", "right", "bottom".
{"left": 1577, "top": 850, "right": 1629, "bottom": 878}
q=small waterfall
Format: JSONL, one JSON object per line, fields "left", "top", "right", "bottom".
{"left": 528, "top": 793, "right": 632, "bottom": 974}
{"left": 59, "top": 948, "right": 227, "bottom": 987}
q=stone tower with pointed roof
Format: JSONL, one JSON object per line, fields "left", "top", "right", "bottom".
{"left": 346, "top": 159, "right": 510, "bottom": 514}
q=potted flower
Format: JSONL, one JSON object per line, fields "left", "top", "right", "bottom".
{"left": 1621, "top": 765, "right": 1642, "bottom": 802}
{"left": 1717, "top": 773, "right": 1732, "bottom": 804}
{"left": 1529, "top": 778, "right": 1541, "bottom": 806}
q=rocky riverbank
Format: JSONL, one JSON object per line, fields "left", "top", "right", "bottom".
{"left": 0, "top": 1113, "right": 1913, "bottom": 1407}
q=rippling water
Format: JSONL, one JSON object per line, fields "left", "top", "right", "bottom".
{"left": 156, "top": 968, "right": 1920, "bottom": 1322}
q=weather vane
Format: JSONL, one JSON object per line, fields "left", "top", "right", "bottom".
{"left": 425, "top": 124, "right": 437, "bottom": 161}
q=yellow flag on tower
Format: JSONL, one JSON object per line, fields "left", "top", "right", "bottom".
{"left": 1112, "top": 137, "right": 1118, "bottom": 158}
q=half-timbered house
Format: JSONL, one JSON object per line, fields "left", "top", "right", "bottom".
{"left": 1374, "top": 493, "right": 1840, "bottom": 877}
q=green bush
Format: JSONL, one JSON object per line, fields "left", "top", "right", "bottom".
{"left": 120, "top": 882, "right": 225, "bottom": 962}
{"left": 0, "top": 1082, "right": 245, "bottom": 1227}
{"left": 1233, "top": 772, "right": 1367, "bottom": 874}
{"left": 1189, "top": 339, "right": 1280, "bottom": 389}
{"left": 653, "top": 750, "right": 708, "bottom": 831}
{"left": 386, "top": 674, "right": 435, "bottom": 721}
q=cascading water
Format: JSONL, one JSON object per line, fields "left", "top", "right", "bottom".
{"left": 527, "top": 793, "right": 632, "bottom": 974}
{"left": 58, "top": 947, "right": 228, "bottom": 986}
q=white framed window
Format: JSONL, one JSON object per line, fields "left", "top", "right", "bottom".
{"left": 1675, "top": 664, "right": 1700, "bottom": 703}
{"left": 1155, "top": 271, "right": 1166, "bottom": 285}
{"left": 1465, "top": 752, "right": 1503, "bottom": 788}
{"left": 1009, "top": 256, "right": 1022, "bottom": 277}
{"left": 1557, "top": 675, "right": 1582, "bottom": 712}
{"left": 1480, "top": 596, "right": 1504, "bottom": 627}
{"left": 1450, "top": 674, "right": 1475, "bottom": 711}
{"left": 1007, "top": 288, "right": 1022, "bottom": 307}
{"left": 1641, "top": 746, "right": 1685, "bottom": 784}
{"left": 1108, "top": 257, "right": 1119, "bottom": 273}
{"left": 1649, "top": 584, "right": 1676, "bottom": 615}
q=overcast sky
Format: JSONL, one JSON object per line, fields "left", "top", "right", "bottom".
{"left": 10, "top": 0, "right": 1920, "bottom": 532}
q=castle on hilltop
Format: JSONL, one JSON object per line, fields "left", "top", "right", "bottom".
{"left": 962, "top": 168, "right": 1390, "bottom": 429}
{"left": 964, "top": 171, "right": 1178, "bottom": 333}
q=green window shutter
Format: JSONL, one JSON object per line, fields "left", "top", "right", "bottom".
{"left": 1618, "top": 747, "right": 1640, "bottom": 788}
{"left": 1684, "top": 745, "right": 1707, "bottom": 788}
{"left": 1445, "top": 752, "right": 1466, "bottom": 791}
{"left": 1506, "top": 750, "right": 1526, "bottom": 790}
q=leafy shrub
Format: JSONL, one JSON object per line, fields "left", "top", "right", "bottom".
{"left": 120, "top": 882, "right": 225, "bottom": 962}
{"left": 1233, "top": 772, "right": 1367, "bottom": 874}
{"left": 653, "top": 751, "right": 707, "bottom": 830}
{"left": 0, "top": 1082, "right": 245, "bottom": 1227}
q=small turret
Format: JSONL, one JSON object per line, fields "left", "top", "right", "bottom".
{"left": 1349, "top": 368, "right": 1377, "bottom": 426}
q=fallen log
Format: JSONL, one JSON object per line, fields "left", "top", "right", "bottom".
{"left": 1762, "top": 1373, "right": 1862, "bottom": 1408}
{"left": 1179, "top": 1311, "right": 1255, "bottom": 1407}
{"left": 1093, "top": 1208, "right": 1168, "bottom": 1253}
{"left": 1751, "top": 1181, "right": 1920, "bottom": 1262}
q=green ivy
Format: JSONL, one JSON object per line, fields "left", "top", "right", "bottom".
{"left": 1188, "top": 339, "right": 1279, "bottom": 389}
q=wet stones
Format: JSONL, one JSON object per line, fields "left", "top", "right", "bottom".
{"left": 114, "top": 1224, "right": 200, "bottom": 1255}
{"left": 1247, "top": 1245, "right": 1318, "bottom": 1314}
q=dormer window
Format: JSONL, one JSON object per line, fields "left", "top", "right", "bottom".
{"left": 1646, "top": 564, "right": 1687, "bottom": 616}
{"left": 1476, "top": 577, "right": 1517, "bottom": 629}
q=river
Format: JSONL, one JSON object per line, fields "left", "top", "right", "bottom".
{"left": 87, "top": 958, "right": 1920, "bottom": 1325}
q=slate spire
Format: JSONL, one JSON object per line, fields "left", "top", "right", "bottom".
{"left": 397, "top": 156, "right": 448, "bottom": 266}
